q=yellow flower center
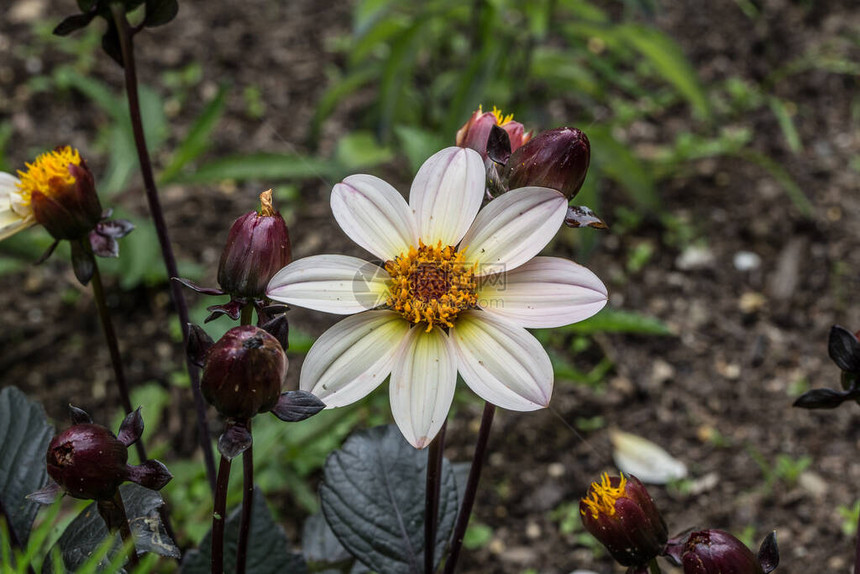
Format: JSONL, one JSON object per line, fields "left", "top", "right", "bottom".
{"left": 491, "top": 106, "right": 515, "bottom": 126}
{"left": 385, "top": 241, "right": 478, "bottom": 331}
{"left": 580, "top": 473, "right": 628, "bottom": 520}
{"left": 16, "top": 146, "right": 82, "bottom": 207}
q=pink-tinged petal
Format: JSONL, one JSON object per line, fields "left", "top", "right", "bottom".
{"left": 451, "top": 311, "right": 553, "bottom": 411}
{"left": 477, "top": 256, "right": 607, "bottom": 328}
{"left": 332, "top": 174, "right": 418, "bottom": 260}
{"left": 460, "top": 187, "right": 567, "bottom": 276}
{"left": 389, "top": 326, "right": 457, "bottom": 449}
{"left": 267, "top": 254, "right": 390, "bottom": 315}
{"left": 300, "top": 311, "right": 410, "bottom": 407}
{"left": 409, "top": 147, "right": 485, "bottom": 246}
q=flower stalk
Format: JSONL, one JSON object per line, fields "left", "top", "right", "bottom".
{"left": 236, "top": 423, "right": 253, "bottom": 574}
{"left": 443, "top": 403, "right": 495, "bottom": 574}
{"left": 90, "top": 257, "right": 146, "bottom": 462}
{"left": 424, "top": 422, "right": 446, "bottom": 574}
{"left": 109, "top": 3, "right": 216, "bottom": 491}
{"left": 211, "top": 455, "right": 231, "bottom": 574}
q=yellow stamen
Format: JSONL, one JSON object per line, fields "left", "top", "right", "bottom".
{"left": 580, "top": 473, "right": 628, "bottom": 520}
{"left": 16, "top": 146, "right": 82, "bottom": 207}
{"left": 384, "top": 241, "right": 478, "bottom": 332}
{"left": 491, "top": 106, "right": 515, "bottom": 126}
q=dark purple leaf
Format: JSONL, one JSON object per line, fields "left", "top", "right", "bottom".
{"left": 117, "top": 407, "right": 144, "bottom": 447}
{"left": 53, "top": 12, "right": 97, "bottom": 36}
{"left": 70, "top": 240, "right": 95, "bottom": 285}
{"left": 792, "top": 388, "right": 848, "bottom": 409}
{"left": 69, "top": 404, "right": 93, "bottom": 424}
{"left": 486, "top": 124, "right": 512, "bottom": 165}
{"left": 101, "top": 22, "right": 124, "bottom": 68}
{"left": 564, "top": 205, "right": 608, "bottom": 229}
{"left": 126, "top": 460, "right": 173, "bottom": 491}
{"left": 828, "top": 325, "right": 860, "bottom": 373}
{"left": 143, "top": 0, "right": 179, "bottom": 27}
{"left": 205, "top": 300, "right": 243, "bottom": 322}
{"left": 34, "top": 240, "right": 60, "bottom": 265}
{"left": 218, "top": 425, "right": 252, "bottom": 460}
{"left": 271, "top": 391, "right": 325, "bottom": 422}
{"left": 757, "top": 531, "right": 779, "bottom": 573}
{"left": 96, "top": 218, "right": 134, "bottom": 238}
{"left": 186, "top": 323, "right": 214, "bottom": 368}
{"left": 172, "top": 277, "right": 225, "bottom": 296}
{"left": 258, "top": 312, "right": 289, "bottom": 351}
{"left": 89, "top": 230, "right": 119, "bottom": 258}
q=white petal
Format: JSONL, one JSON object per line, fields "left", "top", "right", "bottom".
{"left": 409, "top": 147, "right": 484, "bottom": 246}
{"left": 477, "top": 256, "right": 607, "bottom": 328}
{"left": 610, "top": 429, "right": 688, "bottom": 484}
{"left": 460, "top": 187, "right": 567, "bottom": 276}
{"left": 451, "top": 311, "right": 553, "bottom": 411}
{"left": 267, "top": 255, "right": 390, "bottom": 315}
{"left": 0, "top": 173, "right": 34, "bottom": 240}
{"left": 300, "top": 311, "right": 410, "bottom": 407}
{"left": 331, "top": 174, "right": 418, "bottom": 261}
{"left": 389, "top": 326, "right": 457, "bottom": 449}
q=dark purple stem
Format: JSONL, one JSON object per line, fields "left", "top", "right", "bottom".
{"left": 443, "top": 403, "right": 495, "bottom": 574}
{"left": 236, "top": 422, "right": 253, "bottom": 574}
{"left": 424, "top": 423, "right": 446, "bottom": 574}
{"left": 110, "top": 4, "right": 216, "bottom": 492}
{"left": 211, "top": 455, "right": 232, "bottom": 574}
{"left": 91, "top": 258, "right": 146, "bottom": 463}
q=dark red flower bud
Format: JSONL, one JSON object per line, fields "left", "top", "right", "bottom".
{"left": 580, "top": 474, "right": 668, "bottom": 568}
{"left": 681, "top": 530, "right": 765, "bottom": 574}
{"left": 218, "top": 190, "right": 291, "bottom": 299}
{"left": 501, "top": 127, "right": 590, "bottom": 199}
{"left": 16, "top": 147, "right": 103, "bottom": 240}
{"left": 456, "top": 106, "right": 531, "bottom": 159}
{"left": 46, "top": 423, "right": 129, "bottom": 500}
{"left": 202, "top": 325, "right": 287, "bottom": 419}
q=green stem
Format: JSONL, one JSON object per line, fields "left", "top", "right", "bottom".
{"left": 110, "top": 4, "right": 216, "bottom": 492}
{"left": 648, "top": 557, "right": 663, "bottom": 574}
{"left": 240, "top": 304, "right": 254, "bottom": 326}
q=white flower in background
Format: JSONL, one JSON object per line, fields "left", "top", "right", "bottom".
{"left": 267, "top": 147, "right": 607, "bottom": 448}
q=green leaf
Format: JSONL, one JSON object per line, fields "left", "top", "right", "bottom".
{"left": 46, "top": 483, "right": 179, "bottom": 572}
{"left": 310, "top": 68, "right": 376, "bottom": 148}
{"left": 741, "top": 150, "right": 813, "bottom": 217}
{"left": 619, "top": 24, "right": 711, "bottom": 119}
{"left": 554, "top": 308, "right": 673, "bottom": 336}
{"left": 319, "top": 425, "right": 458, "bottom": 574}
{"left": 174, "top": 153, "right": 337, "bottom": 184}
{"left": 394, "top": 126, "right": 446, "bottom": 173}
{"left": 768, "top": 97, "right": 802, "bottom": 154}
{"left": 587, "top": 126, "right": 660, "bottom": 211}
{"left": 160, "top": 85, "right": 228, "bottom": 185}
{"left": 0, "top": 387, "right": 53, "bottom": 546}
{"left": 334, "top": 131, "right": 393, "bottom": 170}
{"left": 180, "top": 488, "right": 306, "bottom": 574}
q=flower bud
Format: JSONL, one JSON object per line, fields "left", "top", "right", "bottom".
{"left": 681, "top": 530, "right": 764, "bottom": 574}
{"left": 501, "top": 127, "right": 590, "bottom": 199}
{"left": 46, "top": 423, "right": 129, "bottom": 500}
{"left": 16, "top": 147, "right": 102, "bottom": 240}
{"left": 580, "top": 473, "right": 668, "bottom": 568}
{"left": 218, "top": 190, "right": 291, "bottom": 299}
{"left": 456, "top": 106, "right": 530, "bottom": 159}
{"left": 202, "top": 325, "right": 287, "bottom": 419}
